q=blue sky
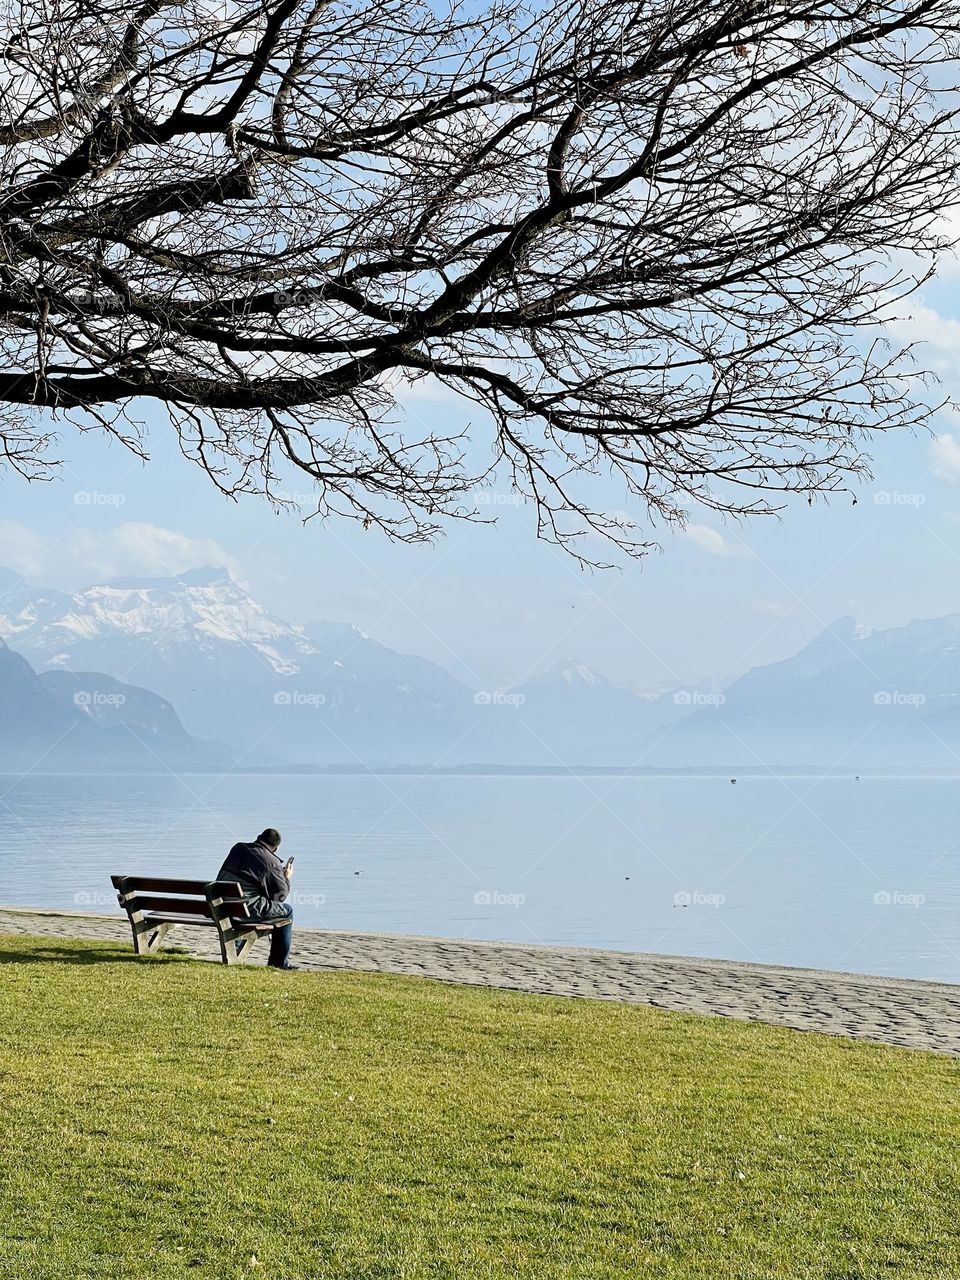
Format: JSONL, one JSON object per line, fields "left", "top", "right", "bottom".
{"left": 2, "top": 267, "right": 960, "bottom": 695}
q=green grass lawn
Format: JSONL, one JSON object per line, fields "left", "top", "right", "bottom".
{"left": 0, "top": 936, "right": 958, "bottom": 1279}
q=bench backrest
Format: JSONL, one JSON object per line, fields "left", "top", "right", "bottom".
{"left": 110, "top": 875, "right": 252, "bottom": 920}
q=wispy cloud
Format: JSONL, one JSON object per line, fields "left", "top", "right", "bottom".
{"left": 930, "top": 433, "right": 960, "bottom": 484}
{"left": 684, "top": 523, "right": 745, "bottom": 557}
{"left": 889, "top": 302, "right": 960, "bottom": 372}
{"left": 0, "top": 520, "right": 238, "bottom": 589}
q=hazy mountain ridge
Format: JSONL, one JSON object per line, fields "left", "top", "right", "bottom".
{"left": 0, "top": 638, "right": 233, "bottom": 770}
{"left": 648, "top": 613, "right": 960, "bottom": 767}
{"left": 0, "top": 568, "right": 480, "bottom": 764}
{"left": 0, "top": 568, "right": 669, "bottom": 765}
{"left": 5, "top": 563, "right": 960, "bottom": 767}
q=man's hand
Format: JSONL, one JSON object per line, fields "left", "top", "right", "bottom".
{"left": 284, "top": 858, "right": 295, "bottom": 881}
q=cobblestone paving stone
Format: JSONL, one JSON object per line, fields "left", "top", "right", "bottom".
{"left": 1, "top": 906, "right": 958, "bottom": 1055}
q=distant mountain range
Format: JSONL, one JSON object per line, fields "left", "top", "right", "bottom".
{"left": 0, "top": 566, "right": 478, "bottom": 765}
{"left": 649, "top": 615, "right": 960, "bottom": 767}
{"left": 0, "top": 565, "right": 677, "bottom": 766}
{"left": 2, "top": 563, "right": 960, "bottom": 769}
{"left": 0, "top": 637, "right": 233, "bottom": 770}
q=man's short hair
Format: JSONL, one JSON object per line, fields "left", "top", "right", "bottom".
{"left": 257, "top": 828, "right": 281, "bottom": 849}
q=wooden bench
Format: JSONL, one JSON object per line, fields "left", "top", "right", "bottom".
{"left": 111, "top": 875, "right": 286, "bottom": 965}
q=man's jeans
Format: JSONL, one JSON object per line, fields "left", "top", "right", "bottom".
{"left": 243, "top": 895, "right": 293, "bottom": 967}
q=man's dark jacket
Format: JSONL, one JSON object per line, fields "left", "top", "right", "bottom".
{"left": 218, "top": 840, "right": 289, "bottom": 903}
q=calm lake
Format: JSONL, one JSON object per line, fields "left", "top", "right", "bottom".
{"left": 2, "top": 772, "right": 958, "bottom": 983}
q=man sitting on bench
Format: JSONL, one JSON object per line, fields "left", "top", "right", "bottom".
{"left": 217, "top": 827, "right": 296, "bottom": 969}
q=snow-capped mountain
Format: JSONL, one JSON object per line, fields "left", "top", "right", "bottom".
{"left": 0, "top": 567, "right": 680, "bottom": 765}
{"left": 0, "top": 565, "right": 315, "bottom": 677}
{"left": 0, "top": 567, "right": 478, "bottom": 764}
{"left": 12, "top": 555, "right": 960, "bottom": 766}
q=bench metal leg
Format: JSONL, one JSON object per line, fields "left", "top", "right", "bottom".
{"left": 215, "top": 923, "right": 261, "bottom": 965}
{"left": 114, "top": 891, "right": 174, "bottom": 956}
{"left": 132, "top": 918, "right": 172, "bottom": 954}
{"left": 234, "top": 931, "right": 260, "bottom": 964}
{"left": 206, "top": 888, "right": 269, "bottom": 965}
{"left": 114, "top": 882, "right": 167, "bottom": 957}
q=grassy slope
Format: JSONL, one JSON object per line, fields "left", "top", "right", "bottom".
{"left": 0, "top": 936, "right": 957, "bottom": 1279}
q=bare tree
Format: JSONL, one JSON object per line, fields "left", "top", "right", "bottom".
{"left": 0, "top": 0, "right": 958, "bottom": 559}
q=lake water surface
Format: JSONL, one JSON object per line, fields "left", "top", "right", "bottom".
{"left": 2, "top": 772, "right": 958, "bottom": 982}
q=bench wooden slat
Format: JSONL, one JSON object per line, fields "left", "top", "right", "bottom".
{"left": 111, "top": 875, "right": 244, "bottom": 898}
{"left": 143, "top": 912, "right": 218, "bottom": 927}
{"left": 141, "top": 912, "right": 279, "bottom": 930}
{"left": 125, "top": 895, "right": 214, "bottom": 916}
